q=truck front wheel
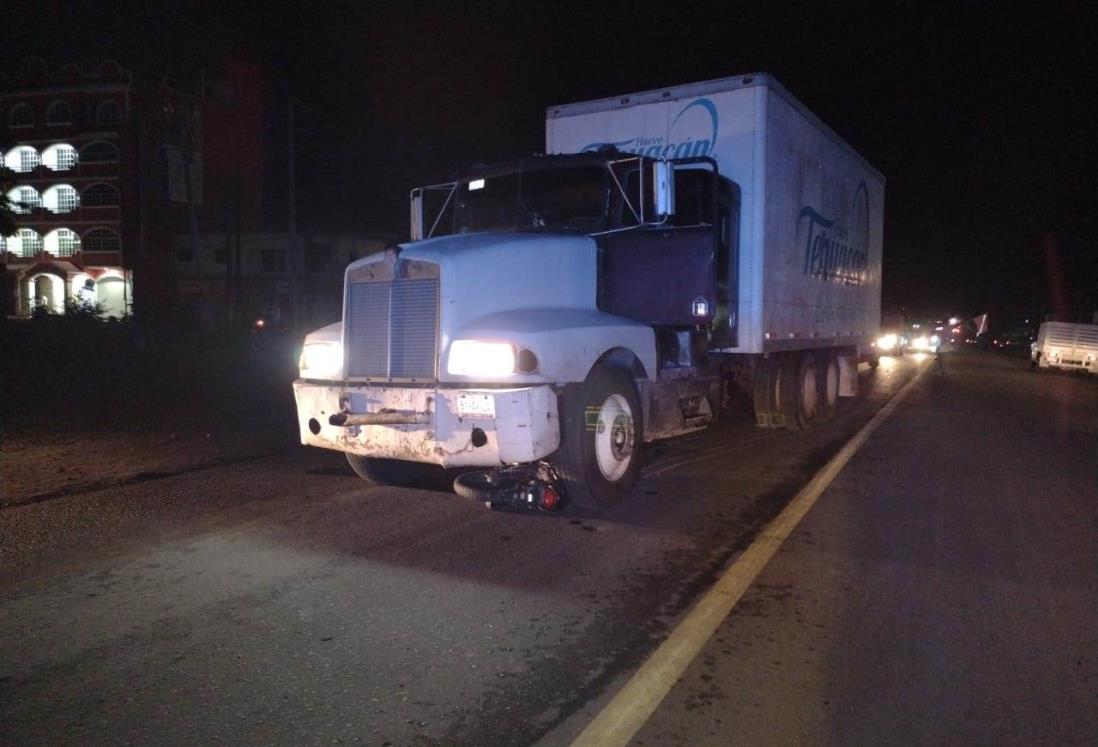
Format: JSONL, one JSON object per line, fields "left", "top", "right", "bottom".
{"left": 554, "top": 365, "right": 643, "bottom": 511}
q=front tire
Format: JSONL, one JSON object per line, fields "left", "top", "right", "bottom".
{"left": 554, "top": 365, "right": 643, "bottom": 511}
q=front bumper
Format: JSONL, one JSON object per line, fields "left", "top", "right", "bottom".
{"left": 292, "top": 380, "right": 560, "bottom": 467}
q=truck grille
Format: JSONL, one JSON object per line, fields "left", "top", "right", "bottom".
{"left": 1046, "top": 325, "right": 1098, "bottom": 348}
{"left": 345, "top": 276, "right": 439, "bottom": 380}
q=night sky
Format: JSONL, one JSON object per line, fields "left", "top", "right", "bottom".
{"left": 8, "top": 1, "right": 1097, "bottom": 324}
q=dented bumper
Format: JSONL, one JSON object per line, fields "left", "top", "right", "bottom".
{"left": 292, "top": 380, "right": 561, "bottom": 467}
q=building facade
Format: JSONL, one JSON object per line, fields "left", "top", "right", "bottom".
{"left": 172, "top": 231, "right": 393, "bottom": 330}
{"left": 1, "top": 57, "right": 201, "bottom": 318}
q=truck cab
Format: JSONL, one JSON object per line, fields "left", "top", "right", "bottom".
{"left": 295, "top": 151, "right": 733, "bottom": 509}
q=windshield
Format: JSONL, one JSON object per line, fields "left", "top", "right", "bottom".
{"left": 452, "top": 165, "right": 608, "bottom": 234}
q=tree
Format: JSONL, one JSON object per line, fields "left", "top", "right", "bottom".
{"left": 1, "top": 164, "right": 16, "bottom": 238}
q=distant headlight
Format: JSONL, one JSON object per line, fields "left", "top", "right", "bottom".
{"left": 448, "top": 340, "right": 517, "bottom": 377}
{"left": 930, "top": 334, "right": 941, "bottom": 348}
{"left": 876, "top": 333, "right": 898, "bottom": 351}
{"left": 912, "top": 335, "right": 930, "bottom": 350}
{"left": 299, "top": 342, "right": 343, "bottom": 379}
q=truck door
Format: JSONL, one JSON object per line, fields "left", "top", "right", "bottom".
{"left": 712, "top": 175, "right": 740, "bottom": 348}
{"left": 598, "top": 161, "right": 739, "bottom": 347}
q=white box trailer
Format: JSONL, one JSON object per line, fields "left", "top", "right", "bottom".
{"left": 1031, "top": 321, "right": 1098, "bottom": 373}
{"left": 546, "top": 73, "right": 885, "bottom": 356}
{"left": 293, "top": 73, "right": 886, "bottom": 510}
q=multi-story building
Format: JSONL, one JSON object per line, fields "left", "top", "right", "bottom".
{"left": 1, "top": 57, "right": 201, "bottom": 318}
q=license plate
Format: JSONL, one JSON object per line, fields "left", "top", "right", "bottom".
{"left": 457, "top": 393, "right": 495, "bottom": 420}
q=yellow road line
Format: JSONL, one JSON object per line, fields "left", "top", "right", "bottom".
{"left": 570, "top": 363, "right": 930, "bottom": 747}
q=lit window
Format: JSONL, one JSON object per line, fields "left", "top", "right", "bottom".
{"left": 9, "top": 103, "right": 34, "bottom": 128}
{"left": 82, "top": 183, "right": 119, "bottom": 206}
{"left": 97, "top": 100, "right": 123, "bottom": 125}
{"left": 83, "top": 228, "right": 121, "bottom": 253}
{"left": 42, "top": 143, "right": 78, "bottom": 171}
{"left": 45, "top": 228, "right": 82, "bottom": 257}
{"left": 7, "top": 186, "right": 41, "bottom": 213}
{"left": 46, "top": 100, "right": 73, "bottom": 125}
{"left": 15, "top": 228, "right": 43, "bottom": 257}
{"left": 81, "top": 141, "right": 119, "bottom": 162}
{"left": 4, "top": 146, "right": 42, "bottom": 173}
{"left": 44, "top": 185, "right": 80, "bottom": 213}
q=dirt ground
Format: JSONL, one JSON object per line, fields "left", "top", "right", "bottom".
{"left": 0, "top": 318, "right": 303, "bottom": 507}
{"left": 1, "top": 413, "right": 297, "bottom": 507}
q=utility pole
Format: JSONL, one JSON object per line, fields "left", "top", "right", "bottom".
{"left": 287, "top": 96, "right": 302, "bottom": 331}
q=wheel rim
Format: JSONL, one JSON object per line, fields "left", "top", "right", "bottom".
{"left": 594, "top": 393, "right": 635, "bottom": 482}
{"left": 826, "top": 360, "right": 839, "bottom": 407}
{"left": 800, "top": 363, "right": 818, "bottom": 419}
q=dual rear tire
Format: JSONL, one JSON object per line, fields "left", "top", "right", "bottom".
{"left": 754, "top": 350, "right": 840, "bottom": 430}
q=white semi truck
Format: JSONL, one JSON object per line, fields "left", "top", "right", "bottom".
{"left": 1030, "top": 321, "right": 1098, "bottom": 373}
{"left": 293, "top": 73, "right": 885, "bottom": 510}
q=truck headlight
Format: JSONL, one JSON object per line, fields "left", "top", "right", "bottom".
{"left": 448, "top": 341, "right": 517, "bottom": 377}
{"left": 299, "top": 342, "right": 343, "bottom": 379}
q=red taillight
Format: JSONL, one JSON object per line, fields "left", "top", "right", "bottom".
{"left": 539, "top": 485, "right": 560, "bottom": 511}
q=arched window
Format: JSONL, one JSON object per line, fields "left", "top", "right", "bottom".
{"left": 9, "top": 103, "right": 34, "bottom": 128}
{"left": 13, "top": 228, "right": 43, "bottom": 257}
{"left": 96, "top": 100, "right": 123, "bottom": 125}
{"left": 82, "top": 228, "right": 121, "bottom": 253}
{"left": 80, "top": 141, "right": 119, "bottom": 163}
{"left": 42, "top": 143, "right": 78, "bottom": 171}
{"left": 46, "top": 100, "right": 73, "bottom": 125}
{"left": 43, "top": 184, "right": 79, "bottom": 213}
{"left": 45, "top": 228, "right": 81, "bottom": 257}
{"left": 6, "top": 186, "right": 41, "bottom": 213}
{"left": 4, "top": 146, "right": 40, "bottom": 173}
{"left": 82, "top": 183, "right": 120, "bottom": 207}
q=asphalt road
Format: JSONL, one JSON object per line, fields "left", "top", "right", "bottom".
{"left": 2, "top": 350, "right": 1095, "bottom": 746}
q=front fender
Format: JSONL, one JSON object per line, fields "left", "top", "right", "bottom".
{"left": 442, "top": 308, "right": 657, "bottom": 385}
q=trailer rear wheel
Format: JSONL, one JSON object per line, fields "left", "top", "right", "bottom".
{"left": 752, "top": 356, "right": 783, "bottom": 428}
{"left": 345, "top": 454, "right": 438, "bottom": 487}
{"left": 816, "top": 352, "right": 840, "bottom": 421}
{"left": 554, "top": 365, "right": 642, "bottom": 511}
{"left": 780, "top": 352, "right": 818, "bottom": 431}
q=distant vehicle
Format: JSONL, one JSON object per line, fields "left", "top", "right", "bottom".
{"left": 873, "top": 331, "right": 906, "bottom": 355}
{"left": 908, "top": 331, "right": 941, "bottom": 353}
{"left": 1030, "top": 321, "right": 1098, "bottom": 373}
{"left": 293, "top": 74, "right": 885, "bottom": 510}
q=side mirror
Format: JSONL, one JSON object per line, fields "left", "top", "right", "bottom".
{"left": 409, "top": 189, "right": 424, "bottom": 241}
{"left": 652, "top": 160, "right": 675, "bottom": 220}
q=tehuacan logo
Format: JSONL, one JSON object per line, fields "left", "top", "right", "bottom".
{"left": 581, "top": 98, "right": 719, "bottom": 159}
{"left": 799, "top": 180, "right": 871, "bottom": 286}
